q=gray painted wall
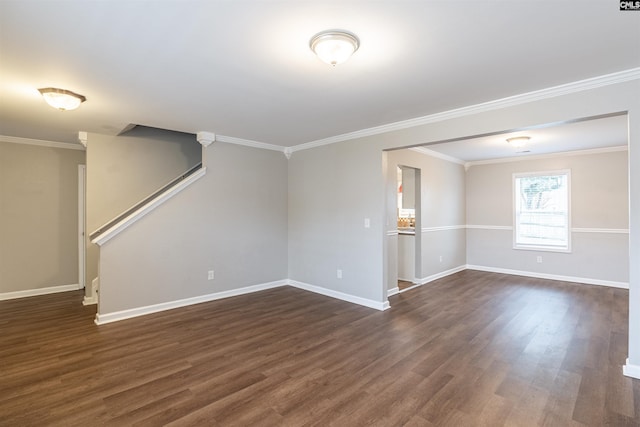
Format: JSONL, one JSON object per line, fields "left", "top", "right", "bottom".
{"left": 466, "top": 150, "right": 629, "bottom": 284}
{"left": 288, "top": 140, "right": 386, "bottom": 303}
{"left": 85, "top": 127, "right": 201, "bottom": 293}
{"left": 287, "top": 80, "right": 639, "bottom": 367}
{"left": 98, "top": 142, "right": 288, "bottom": 315}
{"left": 0, "top": 141, "right": 85, "bottom": 293}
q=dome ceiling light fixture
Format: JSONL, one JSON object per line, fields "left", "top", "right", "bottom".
{"left": 309, "top": 30, "right": 360, "bottom": 66}
{"left": 38, "top": 87, "right": 86, "bottom": 111}
{"left": 506, "top": 136, "right": 531, "bottom": 149}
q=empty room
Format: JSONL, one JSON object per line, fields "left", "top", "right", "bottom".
{"left": 1, "top": 1, "right": 640, "bottom": 425}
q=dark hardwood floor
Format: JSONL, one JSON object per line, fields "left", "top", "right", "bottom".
{"left": 398, "top": 280, "right": 414, "bottom": 291}
{"left": 1, "top": 270, "right": 638, "bottom": 426}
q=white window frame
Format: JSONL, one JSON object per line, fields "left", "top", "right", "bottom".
{"left": 513, "top": 169, "right": 571, "bottom": 253}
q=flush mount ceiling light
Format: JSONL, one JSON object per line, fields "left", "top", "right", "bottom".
{"left": 310, "top": 30, "right": 360, "bottom": 66}
{"left": 506, "top": 136, "right": 531, "bottom": 149}
{"left": 38, "top": 87, "right": 86, "bottom": 111}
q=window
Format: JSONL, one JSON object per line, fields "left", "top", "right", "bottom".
{"left": 513, "top": 170, "right": 570, "bottom": 252}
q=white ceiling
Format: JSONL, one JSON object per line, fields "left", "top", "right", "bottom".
{"left": 1, "top": 1, "right": 639, "bottom": 148}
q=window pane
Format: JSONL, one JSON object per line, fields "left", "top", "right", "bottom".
{"left": 514, "top": 172, "right": 569, "bottom": 251}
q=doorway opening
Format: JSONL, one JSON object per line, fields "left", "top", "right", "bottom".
{"left": 396, "top": 165, "right": 421, "bottom": 291}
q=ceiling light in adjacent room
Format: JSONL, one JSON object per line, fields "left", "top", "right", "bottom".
{"left": 310, "top": 30, "right": 360, "bottom": 66}
{"left": 506, "top": 136, "right": 530, "bottom": 149}
{"left": 38, "top": 87, "right": 86, "bottom": 111}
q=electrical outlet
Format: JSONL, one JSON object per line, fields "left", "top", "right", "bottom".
{"left": 364, "top": 218, "right": 370, "bottom": 228}
{"left": 439, "top": 255, "right": 443, "bottom": 263}
{"left": 536, "top": 256, "right": 543, "bottom": 264}
{"left": 337, "top": 269, "right": 343, "bottom": 279}
{"left": 208, "top": 270, "right": 215, "bottom": 280}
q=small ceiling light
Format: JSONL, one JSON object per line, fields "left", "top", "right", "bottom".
{"left": 38, "top": 87, "right": 86, "bottom": 111}
{"left": 506, "top": 136, "right": 531, "bottom": 149}
{"left": 310, "top": 30, "right": 360, "bottom": 66}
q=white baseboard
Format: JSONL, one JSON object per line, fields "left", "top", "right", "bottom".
{"left": 0, "top": 284, "right": 81, "bottom": 301}
{"left": 83, "top": 295, "right": 97, "bottom": 306}
{"left": 466, "top": 265, "right": 628, "bottom": 289}
{"left": 415, "top": 265, "right": 468, "bottom": 286}
{"left": 95, "top": 278, "right": 391, "bottom": 325}
{"left": 388, "top": 266, "right": 467, "bottom": 296}
{"left": 393, "top": 265, "right": 466, "bottom": 294}
{"left": 95, "top": 280, "right": 287, "bottom": 325}
{"left": 288, "top": 279, "right": 390, "bottom": 311}
{"left": 83, "top": 277, "right": 99, "bottom": 305}
{"left": 623, "top": 359, "right": 640, "bottom": 379}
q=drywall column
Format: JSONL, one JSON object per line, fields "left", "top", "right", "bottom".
{"left": 78, "top": 132, "right": 97, "bottom": 305}
{"left": 625, "top": 106, "right": 640, "bottom": 379}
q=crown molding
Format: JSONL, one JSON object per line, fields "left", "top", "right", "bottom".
{"left": 0, "top": 135, "right": 85, "bottom": 151}
{"left": 216, "top": 134, "right": 286, "bottom": 153}
{"left": 289, "top": 67, "right": 640, "bottom": 153}
{"left": 196, "top": 131, "right": 216, "bottom": 147}
{"left": 409, "top": 147, "right": 465, "bottom": 165}
{"left": 78, "top": 131, "right": 88, "bottom": 147}
{"left": 465, "top": 145, "right": 628, "bottom": 168}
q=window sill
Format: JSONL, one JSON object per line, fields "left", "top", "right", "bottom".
{"left": 513, "top": 245, "right": 571, "bottom": 254}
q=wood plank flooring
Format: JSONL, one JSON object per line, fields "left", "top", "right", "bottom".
{"left": 1, "top": 270, "right": 639, "bottom": 426}
{"left": 398, "top": 280, "right": 414, "bottom": 291}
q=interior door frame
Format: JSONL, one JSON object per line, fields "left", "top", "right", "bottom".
{"left": 78, "top": 164, "right": 86, "bottom": 290}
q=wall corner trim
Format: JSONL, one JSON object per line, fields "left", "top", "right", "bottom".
{"left": 623, "top": 359, "right": 640, "bottom": 379}
{"left": 196, "top": 131, "right": 216, "bottom": 147}
{"left": 78, "top": 131, "right": 88, "bottom": 147}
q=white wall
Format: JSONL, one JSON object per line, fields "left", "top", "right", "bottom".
{"left": 97, "top": 142, "right": 288, "bottom": 317}
{"left": 466, "top": 149, "right": 629, "bottom": 285}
